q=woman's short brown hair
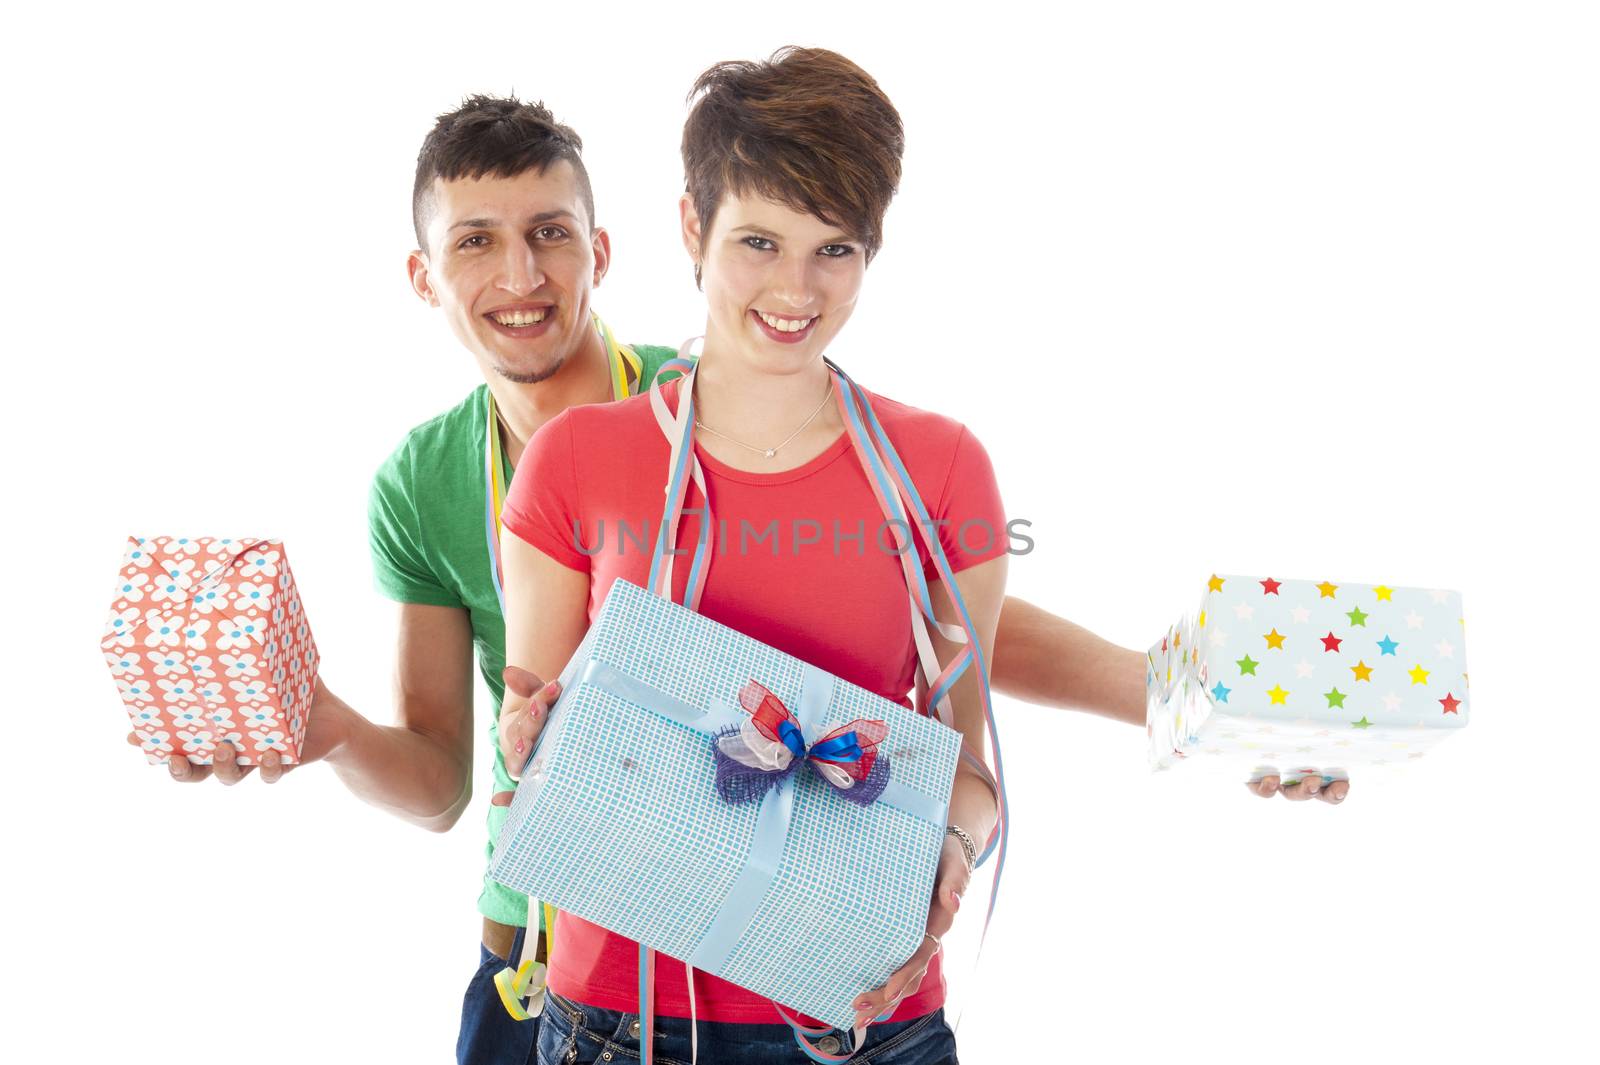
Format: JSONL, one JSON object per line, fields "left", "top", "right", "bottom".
{"left": 682, "top": 47, "right": 904, "bottom": 271}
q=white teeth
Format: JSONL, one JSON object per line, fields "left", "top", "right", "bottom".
{"left": 494, "top": 309, "right": 548, "bottom": 327}
{"left": 759, "top": 311, "right": 814, "bottom": 333}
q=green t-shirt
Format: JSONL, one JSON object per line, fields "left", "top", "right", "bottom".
{"left": 367, "top": 344, "right": 681, "bottom": 926}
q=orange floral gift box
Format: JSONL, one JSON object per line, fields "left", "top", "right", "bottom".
{"left": 103, "top": 536, "right": 318, "bottom": 766}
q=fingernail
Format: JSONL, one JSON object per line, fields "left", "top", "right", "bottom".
{"left": 950, "top": 890, "right": 962, "bottom": 910}
{"left": 853, "top": 997, "right": 871, "bottom": 1010}
{"left": 514, "top": 739, "right": 525, "bottom": 754}
{"left": 543, "top": 681, "right": 560, "bottom": 697}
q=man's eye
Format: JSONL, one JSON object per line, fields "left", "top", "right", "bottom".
{"left": 535, "top": 225, "right": 569, "bottom": 241}
{"left": 819, "top": 244, "right": 856, "bottom": 258}
{"left": 742, "top": 236, "right": 775, "bottom": 251}
{"left": 459, "top": 234, "right": 489, "bottom": 249}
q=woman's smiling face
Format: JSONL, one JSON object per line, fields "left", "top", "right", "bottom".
{"left": 684, "top": 191, "right": 868, "bottom": 373}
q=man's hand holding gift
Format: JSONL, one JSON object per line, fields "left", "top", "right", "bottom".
{"left": 128, "top": 678, "right": 352, "bottom": 785}
{"left": 1246, "top": 768, "right": 1350, "bottom": 804}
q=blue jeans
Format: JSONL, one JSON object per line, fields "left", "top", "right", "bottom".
{"left": 536, "top": 992, "right": 958, "bottom": 1064}
{"left": 457, "top": 926, "right": 540, "bottom": 1065}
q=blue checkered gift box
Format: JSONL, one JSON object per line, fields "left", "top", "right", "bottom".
{"left": 1147, "top": 574, "right": 1471, "bottom": 776}
{"left": 490, "top": 578, "right": 961, "bottom": 1029}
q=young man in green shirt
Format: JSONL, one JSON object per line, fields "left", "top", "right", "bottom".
{"left": 146, "top": 96, "right": 1348, "bottom": 1063}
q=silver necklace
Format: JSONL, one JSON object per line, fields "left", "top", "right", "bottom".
{"left": 694, "top": 378, "right": 835, "bottom": 459}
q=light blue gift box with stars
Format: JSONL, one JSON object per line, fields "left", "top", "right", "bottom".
{"left": 1146, "top": 575, "right": 1471, "bottom": 777}
{"left": 489, "top": 579, "right": 961, "bottom": 1029}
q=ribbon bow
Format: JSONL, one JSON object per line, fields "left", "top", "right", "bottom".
{"left": 712, "top": 680, "right": 892, "bottom": 806}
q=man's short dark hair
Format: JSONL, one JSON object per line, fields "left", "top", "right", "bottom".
{"left": 412, "top": 95, "right": 595, "bottom": 251}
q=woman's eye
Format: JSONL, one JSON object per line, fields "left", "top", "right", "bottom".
{"left": 742, "top": 236, "right": 775, "bottom": 251}
{"left": 819, "top": 244, "right": 856, "bottom": 258}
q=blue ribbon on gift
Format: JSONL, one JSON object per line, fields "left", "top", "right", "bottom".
{"left": 572, "top": 657, "right": 947, "bottom": 974}
{"left": 768, "top": 717, "right": 868, "bottom": 770}
{"left": 807, "top": 731, "right": 863, "bottom": 764}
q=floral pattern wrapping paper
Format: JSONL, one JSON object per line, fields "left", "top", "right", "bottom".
{"left": 103, "top": 536, "right": 318, "bottom": 766}
{"left": 1147, "top": 575, "right": 1470, "bottom": 778}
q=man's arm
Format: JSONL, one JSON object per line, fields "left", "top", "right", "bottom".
{"left": 988, "top": 595, "right": 1349, "bottom": 803}
{"left": 991, "top": 595, "right": 1145, "bottom": 725}
{"left": 320, "top": 602, "right": 477, "bottom": 831}
{"left": 155, "top": 602, "right": 479, "bottom": 830}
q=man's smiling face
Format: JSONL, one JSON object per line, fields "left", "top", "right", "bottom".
{"left": 409, "top": 161, "right": 609, "bottom": 384}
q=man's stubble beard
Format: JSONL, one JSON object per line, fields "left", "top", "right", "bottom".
{"left": 493, "top": 353, "right": 568, "bottom": 385}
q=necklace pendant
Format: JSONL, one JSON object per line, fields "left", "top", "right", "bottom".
{"left": 763, "top": 448, "right": 776, "bottom": 458}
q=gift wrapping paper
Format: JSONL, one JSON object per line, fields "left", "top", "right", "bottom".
{"left": 491, "top": 578, "right": 960, "bottom": 1029}
{"left": 1148, "top": 574, "right": 1469, "bottom": 776}
{"left": 103, "top": 536, "right": 318, "bottom": 766}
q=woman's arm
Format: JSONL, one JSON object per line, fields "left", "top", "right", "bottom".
{"left": 495, "top": 529, "right": 592, "bottom": 773}
{"left": 852, "top": 552, "right": 1008, "bottom": 1027}
{"left": 931, "top": 555, "right": 1007, "bottom": 852}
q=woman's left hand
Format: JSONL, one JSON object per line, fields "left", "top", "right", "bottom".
{"left": 848, "top": 833, "right": 973, "bottom": 1030}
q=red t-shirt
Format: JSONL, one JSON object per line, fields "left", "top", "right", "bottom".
{"left": 500, "top": 377, "right": 1006, "bottom": 1024}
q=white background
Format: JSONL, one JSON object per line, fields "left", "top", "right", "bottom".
{"left": 3, "top": 1, "right": 1595, "bottom": 1060}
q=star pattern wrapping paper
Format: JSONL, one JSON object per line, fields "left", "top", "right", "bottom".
{"left": 1147, "top": 575, "right": 1469, "bottom": 776}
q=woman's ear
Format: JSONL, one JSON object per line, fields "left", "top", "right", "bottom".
{"left": 680, "top": 194, "right": 705, "bottom": 289}
{"left": 679, "top": 193, "right": 702, "bottom": 260}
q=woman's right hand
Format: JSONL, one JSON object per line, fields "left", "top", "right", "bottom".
{"left": 499, "top": 666, "right": 563, "bottom": 781}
